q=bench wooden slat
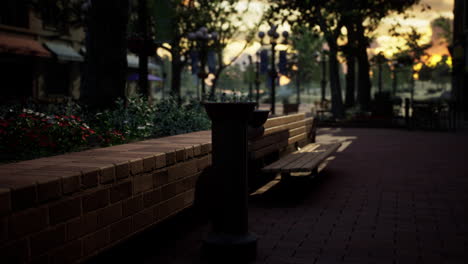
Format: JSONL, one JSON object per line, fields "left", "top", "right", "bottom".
{"left": 291, "top": 143, "right": 341, "bottom": 172}
{"left": 264, "top": 113, "right": 305, "bottom": 129}
{"left": 262, "top": 143, "right": 321, "bottom": 172}
{"left": 264, "top": 119, "right": 306, "bottom": 136}
{"left": 288, "top": 132, "right": 307, "bottom": 145}
{"left": 282, "top": 150, "right": 324, "bottom": 172}
{"left": 289, "top": 126, "right": 306, "bottom": 137}
{"left": 262, "top": 142, "right": 341, "bottom": 173}
{"left": 265, "top": 153, "right": 310, "bottom": 172}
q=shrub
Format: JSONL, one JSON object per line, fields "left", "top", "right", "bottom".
{"left": 0, "top": 109, "right": 95, "bottom": 161}
{"left": 89, "top": 95, "right": 155, "bottom": 145}
{"left": 0, "top": 95, "right": 211, "bottom": 162}
{"left": 152, "top": 97, "right": 211, "bottom": 137}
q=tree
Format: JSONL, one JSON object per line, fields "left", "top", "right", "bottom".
{"left": 290, "top": 26, "right": 324, "bottom": 96}
{"left": 200, "top": 0, "right": 259, "bottom": 97}
{"left": 431, "top": 16, "right": 453, "bottom": 55}
{"left": 391, "top": 26, "right": 432, "bottom": 101}
{"left": 267, "top": 0, "right": 346, "bottom": 118}
{"left": 339, "top": 0, "right": 421, "bottom": 111}
{"left": 81, "top": 0, "right": 129, "bottom": 108}
{"left": 145, "top": 0, "right": 257, "bottom": 102}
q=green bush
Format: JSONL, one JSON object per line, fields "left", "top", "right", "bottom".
{"left": 89, "top": 95, "right": 156, "bottom": 144}
{"left": 0, "top": 95, "right": 211, "bottom": 162}
{"left": 152, "top": 97, "right": 211, "bottom": 137}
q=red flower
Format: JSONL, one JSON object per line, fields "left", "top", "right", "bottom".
{"left": 39, "top": 135, "right": 49, "bottom": 147}
{"left": 19, "top": 113, "right": 27, "bottom": 118}
{"left": 0, "top": 120, "right": 8, "bottom": 127}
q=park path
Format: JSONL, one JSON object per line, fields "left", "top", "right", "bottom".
{"left": 90, "top": 128, "right": 468, "bottom": 264}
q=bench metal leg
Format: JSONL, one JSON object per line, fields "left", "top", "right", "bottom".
{"left": 280, "top": 172, "right": 290, "bottom": 182}
{"left": 311, "top": 167, "right": 319, "bottom": 177}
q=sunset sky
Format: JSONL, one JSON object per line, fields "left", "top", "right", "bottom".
{"left": 222, "top": 0, "right": 454, "bottom": 66}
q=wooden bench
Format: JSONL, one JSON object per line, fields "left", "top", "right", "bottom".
{"left": 262, "top": 142, "right": 341, "bottom": 179}
{"left": 249, "top": 113, "right": 316, "bottom": 161}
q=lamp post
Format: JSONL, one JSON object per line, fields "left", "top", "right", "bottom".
{"left": 247, "top": 55, "right": 254, "bottom": 101}
{"left": 391, "top": 60, "right": 402, "bottom": 97}
{"left": 188, "top": 27, "right": 218, "bottom": 100}
{"left": 258, "top": 25, "right": 289, "bottom": 115}
{"left": 254, "top": 52, "right": 261, "bottom": 106}
{"left": 315, "top": 50, "right": 328, "bottom": 103}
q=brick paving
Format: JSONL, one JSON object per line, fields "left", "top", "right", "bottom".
{"left": 89, "top": 128, "right": 468, "bottom": 264}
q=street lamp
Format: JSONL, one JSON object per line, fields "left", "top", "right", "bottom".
{"left": 258, "top": 25, "right": 289, "bottom": 115}
{"left": 254, "top": 52, "right": 261, "bottom": 106}
{"left": 314, "top": 50, "right": 328, "bottom": 103}
{"left": 188, "top": 27, "right": 218, "bottom": 100}
{"left": 247, "top": 54, "right": 262, "bottom": 106}
{"left": 391, "top": 60, "right": 403, "bottom": 96}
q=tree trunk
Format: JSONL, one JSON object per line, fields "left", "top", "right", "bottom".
{"left": 345, "top": 55, "right": 356, "bottom": 108}
{"left": 170, "top": 45, "right": 182, "bottom": 103}
{"left": 328, "top": 42, "right": 345, "bottom": 118}
{"left": 211, "top": 75, "right": 219, "bottom": 98}
{"left": 82, "top": 0, "right": 129, "bottom": 109}
{"left": 344, "top": 19, "right": 357, "bottom": 109}
{"left": 138, "top": 0, "right": 149, "bottom": 98}
{"left": 356, "top": 23, "right": 372, "bottom": 112}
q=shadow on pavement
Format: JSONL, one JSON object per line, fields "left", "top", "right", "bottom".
{"left": 249, "top": 170, "right": 333, "bottom": 208}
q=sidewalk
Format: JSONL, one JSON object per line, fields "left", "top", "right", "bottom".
{"left": 90, "top": 128, "right": 468, "bottom": 264}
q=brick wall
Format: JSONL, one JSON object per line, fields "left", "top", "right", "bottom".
{"left": 0, "top": 113, "right": 315, "bottom": 264}
{"left": 0, "top": 131, "right": 212, "bottom": 264}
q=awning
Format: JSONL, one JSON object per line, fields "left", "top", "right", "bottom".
{"left": 44, "top": 42, "right": 84, "bottom": 62}
{"left": 0, "top": 34, "right": 51, "bottom": 58}
{"left": 127, "top": 54, "right": 159, "bottom": 70}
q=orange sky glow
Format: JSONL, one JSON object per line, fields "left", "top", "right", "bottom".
{"left": 225, "top": 0, "right": 454, "bottom": 67}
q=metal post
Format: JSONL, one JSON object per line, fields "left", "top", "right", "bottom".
{"left": 270, "top": 42, "right": 277, "bottom": 115}
{"left": 138, "top": 0, "right": 149, "bottom": 99}
{"left": 296, "top": 70, "right": 301, "bottom": 104}
{"left": 255, "top": 58, "right": 260, "bottom": 107}
{"left": 378, "top": 62, "right": 383, "bottom": 94}
{"left": 405, "top": 98, "right": 410, "bottom": 129}
{"left": 321, "top": 53, "right": 327, "bottom": 103}
{"left": 248, "top": 56, "right": 253, "bottom": 101}
{"left": 200, "top": 44, "right": 207, "bottom": 99}
{"left": 203, "top": 102, "right": 258, "bottom": 261}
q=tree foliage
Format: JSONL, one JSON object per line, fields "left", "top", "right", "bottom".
{"left": 290, "top": 27, "right": 324, "bottom": 85}
{"left": 142, "top": 0, "right": 258, "bottom": 99}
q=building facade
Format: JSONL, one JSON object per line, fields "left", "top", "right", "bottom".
{"left": 0, "top": 1, "right": 162, "bottom": 105}
{"left": 0, "top": 1, "right": 85, "bottom": 104}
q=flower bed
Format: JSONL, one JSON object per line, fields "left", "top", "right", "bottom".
{"left": 0, "top": 96, "right": 211, "bottom": 163}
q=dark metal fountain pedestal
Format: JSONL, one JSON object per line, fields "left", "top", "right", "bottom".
{"left": 202, "top": 102, "right": 258, "bottom": 262}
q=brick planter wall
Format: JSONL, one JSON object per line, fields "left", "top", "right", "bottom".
{"left": 0, "top": 113, "right": 315, "bottom": 264}
{"left": 0, "top": 131, "right": 212, "bottom": 264}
